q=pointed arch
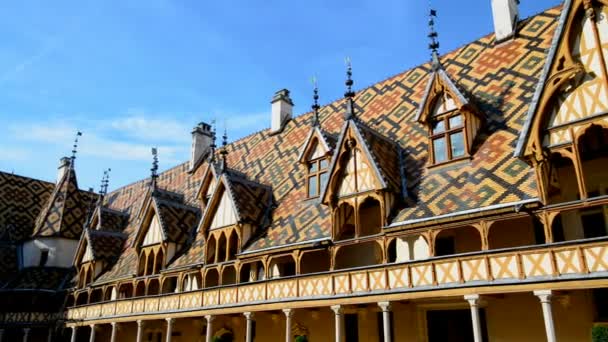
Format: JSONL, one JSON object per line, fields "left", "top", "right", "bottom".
{"left": 227, "top": 229, "right": 239, "bottom": 261}
{"left": 206, "top": 234, "right": 217, "bottom": 264}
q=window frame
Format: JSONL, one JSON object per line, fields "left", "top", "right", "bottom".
{"left": 306, "top": 156, "right": 329, "bottom": 199}
{"left": 429, "top": 110, "right": 468, "bottom": 165}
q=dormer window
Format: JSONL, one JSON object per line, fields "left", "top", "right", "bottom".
{"left": 307, "top": 155, "right": 329, "bottom": 198}
{"left": 431, "top": 112, "right": 466, "bottom": 164}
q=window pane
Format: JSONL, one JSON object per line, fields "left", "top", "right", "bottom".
{"left": 449, "top": 115, "right": 462, "bottom": 128}
{"left": 319, "top": 158, "right": 329, "bottom": 170}
{"left": 308, "top": 176, "right": 318, "bottom": 197}
{"left": 450, "top": 132, "right": 465, "bottom": 158}
{"left": 309, "top": 162, "right": 318, "bottom": 173}
{"left": 433, "top": 138, "right": 447, "bottom": 163}
{"left": 320, "top": 172, "right": 329, "bottom": 191}
{"left": 432, "top": 120, "right": 445, "bottom": 134}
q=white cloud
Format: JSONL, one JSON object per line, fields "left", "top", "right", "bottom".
{"left": 110, "top": 111, "right": 191, "bottom": 143}
{"left": 0, "top": 147, "right": 31, "bottom": 161}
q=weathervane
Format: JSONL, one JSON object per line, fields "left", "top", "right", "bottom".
{"left": 311, "top": 76, "right": 320, "bottom": 126}
{"left": 428, "top": 6, "right": 441, "bottom": 69}
{"left": 70, "top": 131, "right": 83, "bottom": 167}
{"left": 344, "top": 57, "right": 355, "bottom": 120}
{"left": 220, "top": 125, "right": 228, "bottom": 172}
{"left": 99, "top": 168, "right": 111, "bottom": 197}
{"left": 151, "top": 147, "right": 159, "bottom": 189}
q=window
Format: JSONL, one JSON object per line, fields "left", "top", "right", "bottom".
{"left": 431, "top": 113, "right": 466, "bottom": 164}
{"left": 307, "top": 157, "right": 329, "bottom": 198}
{"left": 39, "top": 249, "right": 49, "bottom": 267}
{"left": 581, "top": 209, "right": 607, "bottom": 239}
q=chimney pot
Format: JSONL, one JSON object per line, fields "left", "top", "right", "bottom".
{"left": 190, "top": 121, "right": 214, "bottom": 171}
{"left": 270, "top": 89, "right": 294, "bottom": 134}
{"left": 491, "top": 0, "right": 520, "bottom": 43}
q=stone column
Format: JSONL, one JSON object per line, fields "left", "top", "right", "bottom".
{"left": 283, "top": 309, "right": 293, "bottom": 342}
{"left": 22, "top": 328, "right": 30, "bottom": 342}
{"left": 165, "top": 318, "right": 174, "bottom": 342}
{"left": 0, "top": 328, "right": 4, "bottom": 342}
{"left": 378, "top": 302, "right": 392, "bottom": 342}
{"left": 464, "top": 294, "right": 483, "bottom": 342}
{"left": 205, "top": 315, "right": 215, "bottom": 342}
{"left": 136, "top": 320, "right": 144, "bottom": 342}
{"left": 244, "top": 312, "right": 254, "bottom": 342}
{"left": 70, "top": 326, "right": 78, "bottom": 342}
{"left": 534, "top": 290, "right": 557, "bottom": 342}
{"left": 330, "top": 305, "right": 344, "bottom": 342}
{"left": 110, "top": 322, "right": 117, "bottom": 342}
{"left": 89, "top": 324, "right": 96, "bottom": 342}
{"left": 47, "top": 327, "right": 53, "bottom": 342}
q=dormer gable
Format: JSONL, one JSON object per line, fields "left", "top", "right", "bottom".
{"left": 299, "top": 126, "right": 336, "bottom": 199}
{"left": 298, "top": 126, "right": 334, "bottom": 163}
{"left": 73, "top": 228, "right": 126, "bottom": 287}
{"left": 196, "top": 163, "right": 220, "bottom": 206}
{"left": 416, "top": 68, "right": 483, "bottom": 166}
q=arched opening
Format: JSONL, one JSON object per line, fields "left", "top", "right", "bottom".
{"left": 134, "top": 281, "right": 146, "bottom": 297}
{"left": 300, "top": 250, "right": 331, "bottom": 274}
{"left": 335, "top": 241, "right": 383, "bottom": 269}
{"left": 222, "top": 266, "right": 237, "bottom": 285}
{"left": 103, "top": 286, "right": 115, "bottom": 301}
{"left": 388, "top": 234, "right": 430, "bottom": 263}
{"left": 227, "top": 230, "right": 238, "bottom": 261}
{"left": 75, "top": 292, "right": 88, "bottom": 306}
{"left": 359, "top": 197, "right": 382, "bottom": 236}
{"left": 182, "top": 273, "right": 202, "bottom": 291}
{"left": 145, "top": 251, "right": 154, "bottom": 276}
{"left": 336, "top": 203, "right": 355, "bottom": 240}
{"left": 578, "top": 124, "right": 608, "bottom": 197}
{"left": 217, "top": 233, "right": 227, "bottom": 263}
{"left": 205, "top": 268, "right": 220, "bottom": 288}
{"left": 547, "top": 153, "right": 580, "bottom": 204}
{"left": 435, "top": 226, "right": 482, "bottom": 257}
{"left": 66, "top": 294, "right": 75, "bottom": 307}
{"left": 153, "top": 249, "right": 164, "bottom": 275}
{"left": 206, "top": 235, "right": 217, "bottom": 264}
{"left": 89, "top": 288, "right": 103, "bottom": 303}
{"left": 161, "top": 277, "right": 178, "bottom": 294}
{"left": 86, "top": 267, "right": 93, "bottom": 285}
{"left": 118, "top": 283, "right": 133, "bottom": 299}
{"left": 269, "top": 255, "right": 296, "bottom": 278}
{"left": 78, "top": 267, "right": 87, "bottom": 287}
{"left": 137, "top": 252, "right": 146, "bottom": 277}
{"left": 239, "top": 261, "right": 265, "bottom": 283}
{"left": 552, "top": 214, "right": 566, "bottom": 243}
{"left": 488, "top": 216, "right": 541, "bottom": 249}
{"left": 147, "top": 279, "right": 160, "bottom": 296}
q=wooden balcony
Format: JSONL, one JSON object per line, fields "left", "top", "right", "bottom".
{"left": 67, "top": 238, "right": 608, "bottom": 321}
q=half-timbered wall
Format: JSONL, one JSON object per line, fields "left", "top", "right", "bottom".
{"left": 142, "top": 213, "right": 163, "bottom": 246}
{"left": 210, "top": 190, "right": 237, "bottom": 229}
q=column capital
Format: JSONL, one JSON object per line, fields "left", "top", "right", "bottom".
{"left": 205, "top": 315, "right": 215, "bottom": 323}
{"left": 464, "top": 294, "right": 481, "bottom": 306}
{"left": 330, "top": 305, "right": 343, "bottom": 315}
{"left": 136, "top": 320, "right": 144, "bottom": 327}
{"left": 282, "top": 308, "right": 294, "bottom": 318}
{"left": 534, "top": 289, "right": 553, "bottom": 302}
{"left": 377, "top": 301, "right": 392, "bottom": 312}
{"left": 166, "top": 317, "right": 175, "bottom": 324}
{"left": 110, "top": 322, "right": 117, "bottom": 327}
{"left": 244, "top": 312, "right": 255, "bottom": 320}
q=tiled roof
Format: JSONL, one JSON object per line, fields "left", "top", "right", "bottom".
{"left": 224, "top": 169, "right": 273, "bottom": 226}
{"left": 0, "top": 244, "right": 18, "bottom": 285}
{"left": 32, "top": 168, "right": 97, "bottom": 239}
{"left": 86, "top": 6, "right": 559, "bottom": 283}
{"left": 87, "top": 230, "right": 127, "bottom": 262}
{"left": 0, "top": 172, "right": 54, "bottom": 242}
{"left": 97, "top": 206, "right": 129, "bottom": 233}
{"left": 3, "top": 267, "right": 72, "bottom": 291}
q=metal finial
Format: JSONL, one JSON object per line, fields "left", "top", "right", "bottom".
{"left": 220, "top": 126, "right": 228, "bottom": 172}
{"left": 311, "top": 76, "right": 320, "bottom": 126}
{"left": 344, "top": 58, "right": 355, "bottom": 120}
{"left": 99, "top": 168, "right": 111, "bottom": 197}
{"left": 428, "top": 8, "right": 440, "bottom": 69}
{"left": 70, "top": 131, "right": 83, "bottom": 166}
{"left": 151, "top": 147, "right": 159, "bottom": 189}
{"left": 209, "top": 119, "right": 217, "bottom": 163}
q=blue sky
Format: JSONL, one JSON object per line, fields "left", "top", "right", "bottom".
{"left": 0, "top": 0, "right": 559, "bottom": 192}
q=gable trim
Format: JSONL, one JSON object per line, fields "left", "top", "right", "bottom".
{"left": 297, "top": 126, "right": 332, "bottom": 163}
{"left": 198, "top": 175, "right": 241, "bottom": 233}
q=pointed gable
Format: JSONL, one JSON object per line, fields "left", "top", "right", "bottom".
{"left": 416, "top": 68, "right": 474, "bottom": 124}
{"left": 75, "top": 228, "right": 126, "bottom": 265}
{"left": 322, "top": 119, "right": 403, "bottom": 204}
{"left": 298, "top": 126, "right": 335, "bottom": 163}
{"left": 32, "top": 167, "right": 96, "bottom": 239}
{"left": 142, "top": 213, "right": 163, "bottom": 246}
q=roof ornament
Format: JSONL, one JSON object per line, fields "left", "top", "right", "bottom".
{"left": 70, "top": 131, "right": 83, "bottom": 168}
{"left": 99, "top": 168, "right": 111, "bottom": 198}
{"left": 428, "top": 6, "right": 441, "bottom": 70}
{"left": 344, "top": 57, "right": 355, "bottom": 120}
{"left": 311, "top": 76, "right": 320, "bottom": 127}
{"left": 220, "top": 126, "right": 229, "bottom": 172}
{"left": 209, "top": 119, "right": 217, "bottom": 163}
{"left": 151, "top": 147, "right": 159, "bottom": 190}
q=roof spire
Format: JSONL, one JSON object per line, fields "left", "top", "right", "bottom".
{"left": 209, "top": 119, "right": 217, "bottom": 163}
{"left": 311, "top": 76, "right": 320, "bottom": 127}
{"left": 99, "top": 168, "right": 111, "bottom": 198}
{"left": 428, "top": 6, "right": 441, "bottom": 70}
{"left": 70, "top": 131, "right": 83, "bottom": 168}
{"left": 150, "top": 147, "right": 159, "bottom": 190}
{"left": 344, "top": 57, "right": 355, "bottom": 120}
{"left": 220, "top": 125, "right": 228, "bottom": 172}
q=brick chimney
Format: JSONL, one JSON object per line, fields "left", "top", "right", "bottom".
{"left": 491, "top": 0, "right": 520, "bottom": 43}
{"left": 270, "top": 89, "right": 294, "bottom": 134}
{"left": 190, "top": 122, "right": 214, "bottom": 171}
{"left": 57, "top": 157, "right": 71, "bottom": 183}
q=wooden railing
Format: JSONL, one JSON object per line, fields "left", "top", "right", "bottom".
{"left": 67, "top": 239, "right": 608, "bottom": 321}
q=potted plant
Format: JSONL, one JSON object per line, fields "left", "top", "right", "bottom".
{"left": 295, "top": 335, "right": 308, "bottom": 342}
{"left": 593, "top": 324, "right": 608, "bottom": 342}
